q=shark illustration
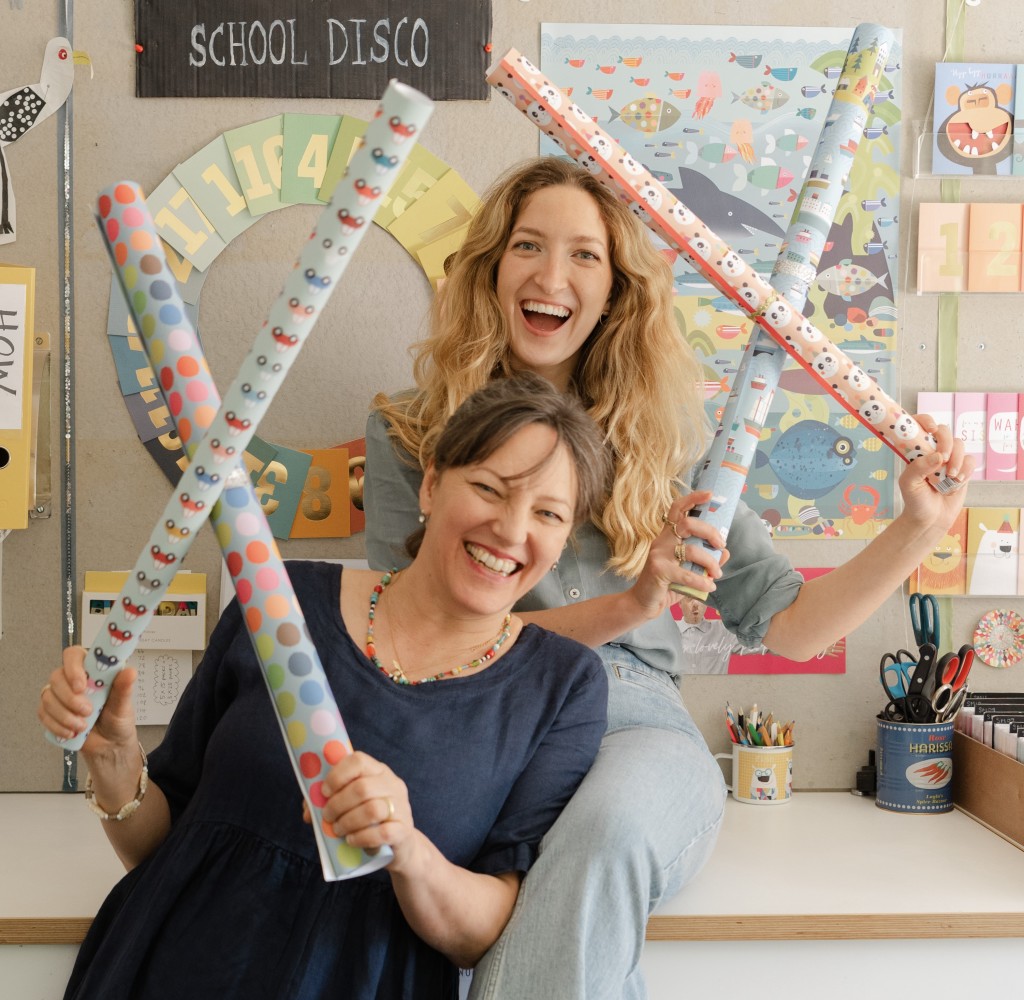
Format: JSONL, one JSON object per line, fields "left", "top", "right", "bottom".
{"left": 668, "top": 167, "right": 785, "bottom": 242}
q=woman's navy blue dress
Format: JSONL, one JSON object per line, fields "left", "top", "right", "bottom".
{"left": 65, "top": 562, "right": 606, "bottom": 1000}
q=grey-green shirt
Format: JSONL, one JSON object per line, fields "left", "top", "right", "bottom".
{"left": 363, "top": 411, "right": 803, "bottom": 676}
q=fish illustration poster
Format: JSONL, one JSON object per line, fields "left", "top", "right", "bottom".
{"left": 541, "top": 24, "right": 902, "bottom": 539}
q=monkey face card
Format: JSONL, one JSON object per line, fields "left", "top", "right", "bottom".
{"left": 932, "top": 62, "right": 1016, "bottom": 176}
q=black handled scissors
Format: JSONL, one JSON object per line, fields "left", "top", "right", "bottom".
{"left": 909, "top": 593, "right": 940, "bottom": 650}
{"left": 900, "top": 642, "right": 940, "bottom": 723}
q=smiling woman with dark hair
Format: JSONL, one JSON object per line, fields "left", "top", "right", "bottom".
{"left": 39, "top": 374, "right": 610, "bottom": 1000}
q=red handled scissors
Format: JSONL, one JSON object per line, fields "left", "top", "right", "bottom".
{"left": 930, "top": 645, "right": 974, "bottom": 722}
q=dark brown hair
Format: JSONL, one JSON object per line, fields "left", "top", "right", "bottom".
{"left": 406, "top": 373, "right": 612, "bottom": 557}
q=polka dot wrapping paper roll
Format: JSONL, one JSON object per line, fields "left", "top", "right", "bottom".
{"left": 46, "top": 80, "right": 434, "bottom": 881}
{"left": 486, "top": 44, "right": 961, "bottom": 495}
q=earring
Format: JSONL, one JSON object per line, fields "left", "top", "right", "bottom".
{"left": 551, "top": 561, "right": 559, "bottom": 572}
{"left": 418, "top": 511, "right": 426, "bottom": 524}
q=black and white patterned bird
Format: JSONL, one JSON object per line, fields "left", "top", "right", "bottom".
{"left": 0, "top": 36, "right": 91, "bottom": 240}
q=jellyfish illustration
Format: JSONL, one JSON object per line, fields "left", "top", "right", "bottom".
{"left": 729, "top": 118, "right": 755, "bottom": 162}
{"left": 693, "top": 70, "right": 722, "bottom": 119}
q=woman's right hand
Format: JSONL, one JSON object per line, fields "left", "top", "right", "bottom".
{"left": 37, "top": 646, "right": 138, "bottom": 754}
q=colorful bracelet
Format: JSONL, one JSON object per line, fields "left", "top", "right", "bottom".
{"left": 83, "top": 742, "right": 149, "bottom": 821}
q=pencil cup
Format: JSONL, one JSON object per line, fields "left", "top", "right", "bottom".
{"left": 875, "top": 718, "right": 954, "bottom": 813}
{"left": 714, "top": 744, "right": 793, "bottom": 805}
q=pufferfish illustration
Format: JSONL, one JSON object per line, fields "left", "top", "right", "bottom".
{"left": 732, "top": 83, "right": 789, "bottom": 113}
{"left": 816, "top": 260, "right": 889, "bottom": 301}
{"left": 609, "top": 94, "right": 682, "bottom": 134}
{"left": 754, "top": 420, "right": 856, "bottom": 499}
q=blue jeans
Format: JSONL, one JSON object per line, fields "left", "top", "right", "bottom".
{"left": 468, "top": 647, "right": 726, "bottom": 1000}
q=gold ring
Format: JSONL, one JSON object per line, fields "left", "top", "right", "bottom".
{"left": 41, "top": 682, "right": 52, "bottom": 698}
{"left": 671, "top": 521, "right": 687, "bottom": 541}
{"left": 661, "top": 513, "right": 676, "bottom": 527}
{"left": 383, "top": 796, "right": 395, "bottom": 822}
{"left": 674, "top": 543, "right": 687, "bottom": 563}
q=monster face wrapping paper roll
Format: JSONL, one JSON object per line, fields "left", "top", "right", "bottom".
{"left": 487, "top": 46, "right": 960, "bottom": 500}
{"left": 49, "top": 80, "right": 435, "bottom": 881}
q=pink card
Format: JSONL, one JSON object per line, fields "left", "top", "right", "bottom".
{"left": 916, "top": 391, "right": 954, "bottom": 431}
{"left": 1019, "top": 395, "right": 1024, "bottom": 480}
{"left": 986, "top": 392, "right": 1019, "bottom": 479}
{"left": 954, "top": 391, "right": 987, "bottom": 479}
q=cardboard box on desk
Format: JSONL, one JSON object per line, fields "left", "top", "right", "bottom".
{"left": 80, "top": 571, "right": 207, "bottom": 650}
{"left": 953, "top": 731, "right": 1024, "bottom": 850}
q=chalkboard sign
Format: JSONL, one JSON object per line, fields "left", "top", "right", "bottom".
{"left": 135, "top": 0, "right": 492, "bottom": 100}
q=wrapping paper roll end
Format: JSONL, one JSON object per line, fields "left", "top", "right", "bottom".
{"left": 387, "top": 78, "right": 436, "bottom": 110}
{"left": 44, "top": 728, "right": 87, "bottom": 752}
{"left": 669, "top": 583, "right": 709, "bottom": 601}
{"left": 934, "top": 473, "right": 966, "bottom": 496}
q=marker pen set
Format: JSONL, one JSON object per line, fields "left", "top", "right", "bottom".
{"left": 725, "top": 703, "right": 794, "bottom": 747}
{"left": 957, "top": 692, "right": 1024, "bottom": 761}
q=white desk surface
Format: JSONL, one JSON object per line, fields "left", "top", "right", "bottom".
{"left": 2, "top": 791, "right": 1023, "bottom": 945}
{"left": 649, "top": 791, "right": 1024, "bottom": 940}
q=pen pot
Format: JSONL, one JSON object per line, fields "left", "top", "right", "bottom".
{"left": 714, "top": 743, "right": 793, "bottom": 805}
{"left": 875, "top": 717, "right": 954, "bottom": 813}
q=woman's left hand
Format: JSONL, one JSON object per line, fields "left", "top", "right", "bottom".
{"left": 303, "top": 751, "right": 414, "bottom": 860}
{"left": 897, "top": 416, "right": 973, "bottom": 535}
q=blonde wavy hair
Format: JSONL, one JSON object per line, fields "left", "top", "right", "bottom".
{"left": 374, "top": 157, "right": 710, "bottom": 577}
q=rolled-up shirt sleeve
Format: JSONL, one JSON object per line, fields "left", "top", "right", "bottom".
{"left": 364, "top": 411, "right": 422, "bottom": 572}
{"left": 708, "top": 500, "right": 804, "bottom": 649}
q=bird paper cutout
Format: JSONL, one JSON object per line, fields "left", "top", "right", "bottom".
{"left": 0, "top": 36, "right": 91, "bottom": 244}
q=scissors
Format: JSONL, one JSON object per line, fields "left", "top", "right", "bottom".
{"left": 930, "top": 645, "right": 975, "bottom": 721}
{"left": 898, "top": 642, "right": 940, "bottom": 723}
{"left": 879, "top": 650, "right": 917, "bottom": 702}
{"left": 909, "top": 593, "right": 940, "bottom": 650}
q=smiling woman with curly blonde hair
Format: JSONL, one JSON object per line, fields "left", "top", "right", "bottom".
{"left": 375, "top": 155, "right": 709, "bottom": 578}
{"left": 364, "top": 154, "right": 971, "bottom": 1000}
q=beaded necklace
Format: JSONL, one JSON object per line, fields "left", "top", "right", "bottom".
{"left": 366, "top": 570, "right": 514, "bottom": 685}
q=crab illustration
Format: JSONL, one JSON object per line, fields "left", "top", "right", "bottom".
{"left": 838, "top": 483, "right": 887, "bottom": 525}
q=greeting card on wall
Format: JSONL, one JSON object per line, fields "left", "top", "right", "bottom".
{"left": 932, "top": 62, "right": 1015, "bottom": 176}
{"left": 916, "top": 391, "right": 954, "bottom": 432}
{"left": 954, "top": 390, "right": 986, "bottom": 479}
{"left": 916, "top": 203, "right": 968, "bottom": 293}
{"left": 542, "top": 23, "right": 902, "bottom": 540}
{"left": 908, "top": 508, "right": 967, "bottom": 596}
{"left": 1013, "top": 69, "right": 1024, "bottom": 174}
{"left": 966, "top": 507, "right": 1020, "bottom": 596}
{"left": 987, "top": 392, "right": 1019, "bottom": 480}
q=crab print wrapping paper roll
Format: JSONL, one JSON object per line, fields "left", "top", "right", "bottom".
{"left": 48, "top": 79, "right": 434, "bottom": 880}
